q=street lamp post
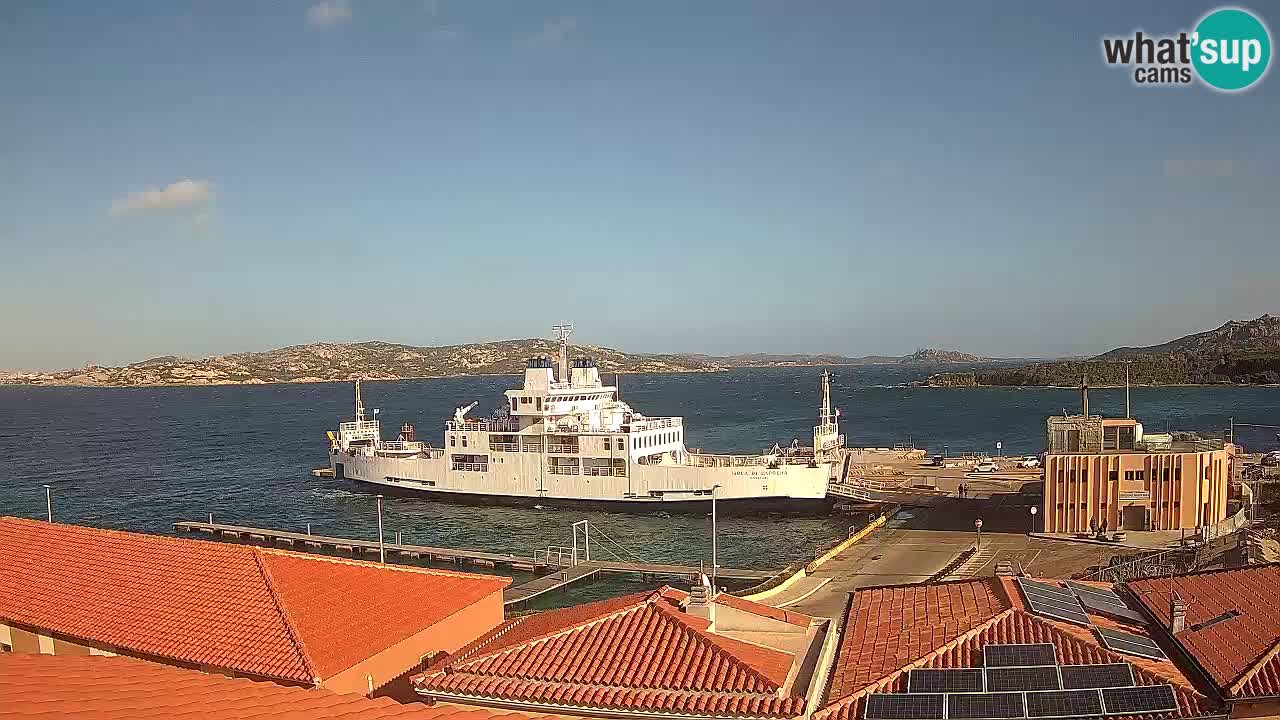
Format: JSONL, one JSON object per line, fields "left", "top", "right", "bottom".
{"left": 975, "top": 517, "right": 983, "bottom": 552}
{"left": 376, "top": 494, "right": 385, "bottom": 564}
{"left": 43, "top": 485, "right": 52, "bottom": 523}
{"left": 711, "top": 484, "right": 722, "bottom": 592}
{"left": 1029, "top": 506, "right": 1038, "bottom": 535}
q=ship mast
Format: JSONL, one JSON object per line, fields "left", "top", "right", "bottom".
{"left": 553, "top": 323, "right": 574, "bottom": 384}
{"left": 354, "top": 378, "right": 365, "bottom": 422}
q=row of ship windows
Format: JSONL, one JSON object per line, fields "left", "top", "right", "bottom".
{"left": 510, "top": 394, "right": 607, "bottom": 411}
{"left": 448, "top": 435, "right": 630, "bottom": 452}
{"left": 635, "top": 431, "right": 680, "bottom": 450}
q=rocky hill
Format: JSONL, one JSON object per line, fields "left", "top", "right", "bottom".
{"left": 898, "top": 348, "right": 990, "bottom": 364}
{"left": 926, "top": 315, "right": 1280, "bottom": 387}
{"left": 1, "top": 340, "right": 721, "bottom": 387}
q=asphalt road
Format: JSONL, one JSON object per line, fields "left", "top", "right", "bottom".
{"left": 783, "top": 498, "right": 1138, "bottom": 619}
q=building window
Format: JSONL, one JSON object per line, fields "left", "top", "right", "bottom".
{"left": 1118, "top": 426, "right": 1135, "bottom": 450}
{"left": 1067, "top": 430, "right": 1081, "bottom": 452}
{"left": 1124, "top": 471, "right": 1134, "bottom": 482}
{"left": 1082, "top": 470, "right": 1089, "bottom": 482}
{"left": 1103, "top": 427, "right": 1118, "bottom": 451}
{"left": 1163, "top": 468, "right": 1171, "bottom": 481}
{"left": 461, "top": 437, "right": 468, "bottom": 448}
{"left": 0, "top": 642, "right": 10, "bottom": 653}
{"left": 450, "top": 436, "right": 456, "bottom": 447}
{"left": 536, "top": 397, "right": 542, "bottom": 411}
{"left": 1109, "top": 470, "right": 1118, "bottom": 482}
{"left": 1079, "top": 503, "right": 1087, "bottom": 510}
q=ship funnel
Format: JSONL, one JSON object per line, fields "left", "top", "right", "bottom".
{"left": 552, "top": 323, "right": 573, "bottom": 384}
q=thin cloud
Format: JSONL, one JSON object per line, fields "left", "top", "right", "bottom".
{"left": 1164, "top": 155, "right": 1234, "bottom": 178}
{"left": 306, "top": 0, "right": 352, "bottom": 29}
{"left": 519, "top": 15, "right": 577, "bottom": 49}
{"left": 109, "top": 180, "right": 214, "bottom": 216}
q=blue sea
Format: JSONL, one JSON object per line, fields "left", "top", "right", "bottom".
{"left": 2, "top": 365, "right": 1276, "bottom": 605}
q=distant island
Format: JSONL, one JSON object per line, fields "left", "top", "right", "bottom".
{"left": 0, "top": 341, "right": 992, "bottom": 388}
{"left": 926, "top": 314, "right": 1280, "bottom": 387}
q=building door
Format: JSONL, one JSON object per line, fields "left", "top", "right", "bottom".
{"left": 1121, "top": 506, "right": 1146, "bottom": 531}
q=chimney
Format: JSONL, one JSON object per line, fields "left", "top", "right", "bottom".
{"left": 686, "top": 584, "right": 713, "bottom": 623}
{"left": 1081, "top": 374, "right": 1090, "bottom": 418}
{"left": 1170, "top": 596, "right": 1187, "bottom": 634}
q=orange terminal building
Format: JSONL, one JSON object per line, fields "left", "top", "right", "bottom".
{"left": 1041, "top": 378, "right": 1234, "bottom": 534}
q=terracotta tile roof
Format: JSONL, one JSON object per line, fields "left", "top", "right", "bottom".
{"left": 414, "top": 587, "right": 806, "bottom": 718}
{"left": 0, "top": 517, "right": 509, "bottom": 684}
{"left": 1129, "top": 563, "right": 1280, "bottom": 699}
{"left": 827, "top": 577, "right": 1010, "bottom": 697}
{"left": 818, "top": 577, "right": 1221, "bottom": 720}
{"left": 0, "top": 652, "right": 579, "bottom": 720}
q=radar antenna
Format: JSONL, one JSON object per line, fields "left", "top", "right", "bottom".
{"left": 552, "top": 323, "right": 573, "bottom": 384}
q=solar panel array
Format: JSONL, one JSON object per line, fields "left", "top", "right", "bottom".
{"left": 865, "top": 656, "right": 1177, "bottom": 720}
{"left": 1100, "top": 685, "right": 1178, "bottom": 714}
{"left": 984, "top": 644, "right": 1058, "bottom": 668}
{"left": 909, "top": 669, "right": 986, "bottom": 694}
{"left": 1064, "top": 582, "right": 1147, "bottom": 624}
{"left": 1025, "top": 690, "right": 1105, "bottom": 718}
{"left": 986, "top": 667, "right": 1061, "bottom": 692}
{"left": 1059, "top": 664, "right": 1134, "bottom": 690}
{"left": 865, "top": 684, "right": 1177, "bottom": 720}
{"left": 1016, "top": 579, "right": 1093, "bottom": 627}
{"left": 1095, "top": 627, "right": 1169, "bottom": 661}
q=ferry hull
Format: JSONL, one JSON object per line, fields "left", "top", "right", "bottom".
{"left": 331, "top": 452, "right": 833, "bottom": 516}
{"left": 347, "top": 475, "right": 833, "bottom": 515}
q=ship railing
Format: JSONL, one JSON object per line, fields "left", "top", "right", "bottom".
{"left": 549, "top": 465, "right": 581, "bottom": 475}
{"left": 379, "top": 441, "right": 424, "bottom": 452}
{"left": 446, "top": 419, "right": 516, "bottom": 433}
{"left": 584, "top": 466, "right": 623, "bottom": 477}
{"left": 687, "top": 454, "right": 772, "bottom": 468}
{"left": 547, "top": 444, "right": 580, "bottom": 454}
{"left": 339, "top": 420, "right": 380, "bottom": 432}
{"left": 450, "top": 462, "right": 489, "bottom": 472}
{"left": 489, "top": 441, "right": 520, "bottom": 452}
{"left": 628, "top": 417, "right": 681, "bottom": 432}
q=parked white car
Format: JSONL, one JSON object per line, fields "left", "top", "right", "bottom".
{"left": 974, "top": 461, "right": 999, "bottom": 472}
{"left": 1019, "top": 456, "right": 1041, "bottom": 468}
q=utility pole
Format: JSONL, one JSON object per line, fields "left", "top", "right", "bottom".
{"left": 711, "top": 484, "right": 722, "bottom": 592}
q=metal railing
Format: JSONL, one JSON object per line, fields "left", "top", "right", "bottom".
{"left": 549, "top": 466, "right": 581, "bottom": 475}
{"left": 378, "top": 441, "right": 423, "bottom": 452}
{"left": 489, "top": 442, "right": 519, "bottom": 452}
{"left": 547, "top": 444, "right": 580, "bottom": 454}
{"left": 628, "top": 417, "right": 681, "bottom": 432}
{"left": 446, "top": 419, "right": 516, "bottom": 432}
{"left": 535, "top": 546, "right": 578, "bottom": 568}
{"left": 339, "top": 420, "right": 380, "bottom": 432}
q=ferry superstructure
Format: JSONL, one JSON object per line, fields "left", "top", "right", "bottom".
{"left": 326, "top": 326, "right": 843, "bottom": 513}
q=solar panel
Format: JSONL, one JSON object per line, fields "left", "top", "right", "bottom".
{"left": 985, "top": 644, "right": 1058, "bottom": 667}
{"left": 1025, "top": 689, "right": 1105, "bottom": 718}
{"left": 864, "top": 693, "right": 946, "bottom": 720}
{"left": 1059, "top": 576, "right": 1121, "bottom": 599}
{"left": 1100, "top": 685, "right": 1178, "bottom": 714}
{"left": 1024, "top": 597, "right": 1093, "bottom": 627}
{"left": 986, "top": 666, "right": 1062, "bottom": 692}
{"left": 1096, "top": 628, "right": 1168, "bottom": 661}
{"left": 1017, "top": 579, "right": 1094, "bottom": 627}
{"left": 1060, "top": 664, "right": 1135, "bottom": 690}
{"left": 1072, "top": 593, "right": 1147, "bottom": 624}
{"left": 1019, "top": 579, "right": 1077, "bottom": 602}
{"left": 947, "top": 692, "right": 1026, "bottom": 719}
{"left": 907, "top": 669, "right": 985, "bottom": 693}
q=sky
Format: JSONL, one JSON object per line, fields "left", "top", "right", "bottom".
{"left": 2, "top": 1, "right": 1278, "bottom": 370}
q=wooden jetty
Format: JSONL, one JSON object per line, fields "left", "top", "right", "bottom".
{"left": 172, "top": 520, "right": 775, "bottom": 607}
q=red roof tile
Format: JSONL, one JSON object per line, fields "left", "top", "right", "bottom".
{"left": 414, "top": 587, "right": 805, "bottom": 718}
{"left": 0, "top": 517, "right": 509, "bottom": 684}
{"left": 0, "top": 652, "right": 581, "bottom": 720}
{"left": 1129, "top": 563, "right": 1280, "bottom": 699}
{"left": 818, "top": 578, "right": 1221, "bottom": 720}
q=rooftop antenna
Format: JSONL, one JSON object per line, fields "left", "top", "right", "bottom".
{"left": 1124, "top": 360, "right": 1132, "bottom": 419}
{"left": 1081, "top": 373, "right": 1090, "bottom": 418}
{"left": 552, "top": 323, "right": 573, "bottom": 384}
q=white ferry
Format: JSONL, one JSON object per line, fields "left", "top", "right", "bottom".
{"left": 326, "top": 326, "right": 843, "bottom": 513}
